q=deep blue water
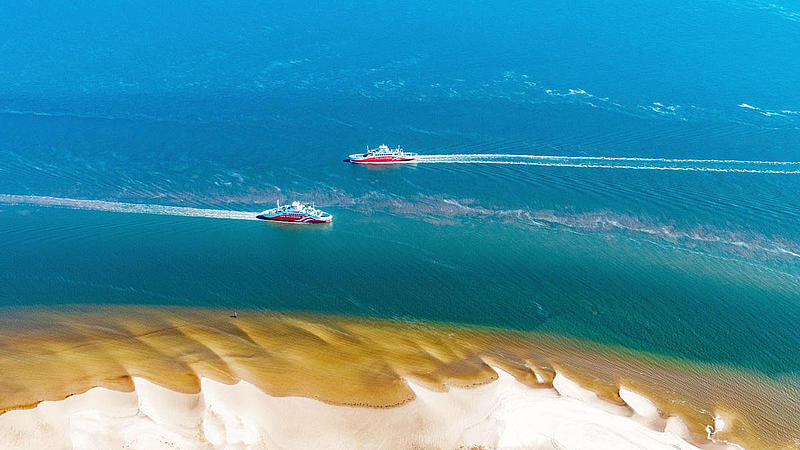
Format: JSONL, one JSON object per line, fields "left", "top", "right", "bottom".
{"left": 2, "top": 0, "right": 800, "bottom": 115}
{"left": 1, "top": 0, "right": 800, "bottom": 377}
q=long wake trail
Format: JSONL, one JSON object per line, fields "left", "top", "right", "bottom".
{"left": 0, "top": 194, "right": 260, "bottom": 220}
{"left": 416, "top": 154, "right": 800, "bottom": 174}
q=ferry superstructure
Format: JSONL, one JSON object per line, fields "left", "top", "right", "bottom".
{"left": 256, "top": 202, "right": 332, "bottom": 224}
{"left": 348, "top": 145, "right": 418, "bottom": 164}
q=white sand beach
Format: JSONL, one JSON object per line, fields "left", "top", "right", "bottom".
{"left": 0, "top": 368, "right": 733, "bottom": 450}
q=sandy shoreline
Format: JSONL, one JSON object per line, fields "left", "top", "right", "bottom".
{"left": 0, "top": 305, "right": 796, "bottom": 448}
{"left": 0, "top": 368, "right": 716, "bottom": 450}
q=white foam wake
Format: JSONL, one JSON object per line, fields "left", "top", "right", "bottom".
{"left": 416, "top": 154, "right": 800, "bottom": 174}
{"left": 0, "top": 194, "right": 260, "bottom": 221}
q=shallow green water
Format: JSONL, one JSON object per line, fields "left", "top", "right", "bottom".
{"left": 2, "top": 205, "right": 799, "bottom": 377}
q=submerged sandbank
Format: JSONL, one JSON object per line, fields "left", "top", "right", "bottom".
{"left": 0, "top": 305, "right": 797, "bottom": 448}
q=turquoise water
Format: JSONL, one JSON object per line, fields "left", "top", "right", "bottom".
{"left": 2, "top": 203, "right": 800, "bottom": 376}
{"left": 2, "top": 0, "right": 800, "bottom": 383}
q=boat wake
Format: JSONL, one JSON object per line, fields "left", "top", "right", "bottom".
{"left": 416, "top": 154, "right": 800, "bottom": 174}
{"left": 0, "top": 194, "right": 259, "bottom": 221}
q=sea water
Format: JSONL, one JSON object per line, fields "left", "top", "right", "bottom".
{"left": 1, "top": 0, "right": 800, "bottom": 443}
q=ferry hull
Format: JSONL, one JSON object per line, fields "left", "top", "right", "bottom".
{"left": 348, "top": 145, "right": 418, "bottom": 164}
{"left": 348, "top": 156, "right": 417, "bottom": 164}
{"left": 256, "top": 214, "right": 332, "bottom": 224}
{"left": 256, "top": 201, "right": 333, "bottom": 224}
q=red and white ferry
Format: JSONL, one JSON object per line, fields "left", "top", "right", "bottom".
{"left": 256, "top": 201, "right": 332, "bottom": 224}
{"left": 348, "top": 145, "right": 418, "bottom": 164}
